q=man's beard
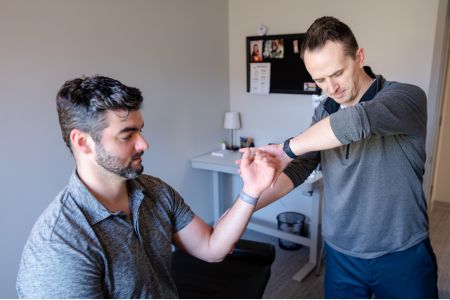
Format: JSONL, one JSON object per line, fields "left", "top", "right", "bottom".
{"left": 95, "top": 142, "right": 144, "bottom": 179}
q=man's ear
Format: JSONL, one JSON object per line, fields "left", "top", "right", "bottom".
{"left": 70, "top": 129, "right": 93, "bottom": 154}
{"left": 356, "top": 47, "right": 365, "bottom": 67}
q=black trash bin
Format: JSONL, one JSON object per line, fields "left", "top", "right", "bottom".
{"left": 276, "top": 212, "right": 305, "bottom": 250}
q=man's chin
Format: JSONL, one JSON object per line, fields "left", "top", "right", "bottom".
{"left": 136, "top": 165, "right": 144, "bottom": 175}
{"left": 331, "top": 93, "right": 345, "bottom": 102}
{"left": 120, "top": 165, "right": 144, "bottom": 179}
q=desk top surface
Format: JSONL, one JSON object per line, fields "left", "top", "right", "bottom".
{"left": 191, "top": 151, "right": 241, "bottom": 174}
{"left": 191, "top": 151, "right": 323, "bottom": 184}
{"left": 192, "top": 151, "right": 242, "bottom": 163}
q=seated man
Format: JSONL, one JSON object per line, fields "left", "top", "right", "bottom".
{"left": 16, "top": 76, "right": 276, "bottom": 298}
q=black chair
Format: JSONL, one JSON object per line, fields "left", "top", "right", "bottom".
{"left": 172, "top": 239, "right": 276, "bottom": 298}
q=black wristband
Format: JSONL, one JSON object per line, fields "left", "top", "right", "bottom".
{"left": 283, "top": 137, "right": 297, "bottom": 159}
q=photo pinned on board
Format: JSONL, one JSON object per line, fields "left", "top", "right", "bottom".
{"left": 250, "top": 40, "right": 264, "bottom": 62}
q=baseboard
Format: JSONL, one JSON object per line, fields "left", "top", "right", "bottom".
{"left": 432, "top": 200, "right": 450, "bottom": 211}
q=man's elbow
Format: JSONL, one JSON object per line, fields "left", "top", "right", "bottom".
{"left": 204, "top": 255, "right": 226, "bottom": 263}
{"left": 201, "top": 245, "right": 234, "bottom": 263}
{"left": 202, "top": 250, "right": 228, "bottom": 263}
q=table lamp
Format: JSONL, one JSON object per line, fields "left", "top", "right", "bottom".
{"left": 224, "top": 112, "right": 241, "bottom": 150}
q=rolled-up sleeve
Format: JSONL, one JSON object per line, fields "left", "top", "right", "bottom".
{"left": 329, "top": 104, "right": 370, "bottom": 144}
{"left": 330, "top": 83, "right": 427, "bottom": 145}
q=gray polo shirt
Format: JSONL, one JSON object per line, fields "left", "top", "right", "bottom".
{"left": 16, "top": 171, "right": 195, "bottom": 298}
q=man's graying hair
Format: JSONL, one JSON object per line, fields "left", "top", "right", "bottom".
{"left": 300, "top": 16, "right": 359, "bottom": 60}
{"left": 56, "top": 75, "right": 143, "bottom": 151}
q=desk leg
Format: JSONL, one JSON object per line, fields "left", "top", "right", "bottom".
{"left": 292, "top": 186, "right": 321, "bottom": 282}
{"left": 212, "top": 171, "right": 222, "bottom": 222}
{"left": 309, "top": 186, "right": 320, "bottom": 265}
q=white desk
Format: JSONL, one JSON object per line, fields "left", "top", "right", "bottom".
{"left": 191, "top": 151, "right": 323, "bottom": 282}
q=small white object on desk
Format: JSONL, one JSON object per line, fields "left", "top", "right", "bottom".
{"left": 211, "top": 149, "right": 233, "bottom": 157}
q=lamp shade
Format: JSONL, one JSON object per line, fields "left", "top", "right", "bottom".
{"left": 224, "top": 112, "right": 241, "bottom": 129}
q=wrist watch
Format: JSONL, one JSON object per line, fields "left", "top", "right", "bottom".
{"left": 283, "top": 137, "right": 297, "bottom": 159}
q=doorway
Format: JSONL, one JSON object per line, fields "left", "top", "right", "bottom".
{"left": 431, "top": 4, "right": 450, "bottom": 210}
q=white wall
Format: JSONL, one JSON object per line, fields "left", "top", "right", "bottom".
{"left": 228, "top": 0, "right": 444, "bottom": 221}
{"left": 0, "top": 0, "right": 229, "bottom": 297}
{"left": 0, "top": 0, "right": 447, "bottom": 297}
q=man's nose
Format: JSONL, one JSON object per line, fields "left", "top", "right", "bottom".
{"left": 326, "top": 79, "right": 339, "bottom": 94}
{"left": 136, "top": 133, "right": 150, "bottom": 152}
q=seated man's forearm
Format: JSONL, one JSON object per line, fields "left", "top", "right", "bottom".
{"left": 255, "top": 173, "right": 294, "bottom": 211}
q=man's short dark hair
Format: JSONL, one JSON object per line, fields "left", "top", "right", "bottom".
{"left": 300, "top": 16, "right": 359, "bottom": 60}
{"left": 56, "top": 75, "right": 143, "bottom": 151}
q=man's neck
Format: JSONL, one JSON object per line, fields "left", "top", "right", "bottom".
{"left": 76, "top": 163, "right": 130, "bottom": 215}
{"left": 349, "top": 70, "right": 375, "bottom": 106}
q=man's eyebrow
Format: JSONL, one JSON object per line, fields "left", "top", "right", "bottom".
{"left": 118, "top": 123, "right": 144, "bottom": 134}
{"left": 312, "top": 69, "right": 343, "bottom": 81}
{"left": 330, "top": 69, "right": 343, "bottom": 76}
{"left": 312, "top": 76, "right": 323, "bottom": 81}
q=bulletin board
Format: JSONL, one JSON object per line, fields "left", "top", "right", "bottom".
{"left": 246, "top": 33, "right": 321, "bottom": 95}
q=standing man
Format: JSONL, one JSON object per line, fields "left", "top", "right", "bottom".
{"left": 254, "top": 16, "right": 438, "bottom": 298}
{"left": 16, "top": 75, "right": 276, "bottom": 298}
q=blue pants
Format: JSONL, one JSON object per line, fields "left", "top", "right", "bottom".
{"left": 324, "top": 238, "right": 438, "bottom": 298}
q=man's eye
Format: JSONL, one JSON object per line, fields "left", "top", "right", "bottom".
{"left": 122, "top": 135, "right": 132, "bottom": 141}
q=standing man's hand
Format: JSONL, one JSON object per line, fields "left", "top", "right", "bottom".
{"left": 256, "top": 144, "right": 293, "bottom": 185}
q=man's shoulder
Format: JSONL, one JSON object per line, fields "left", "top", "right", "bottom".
{"left": 28, "top": 188, "right": 90, "bottom": 243}
{"left": 380, "top": 79, "right": 425, "bottom": 94}
{"left": 17, "top": 187, "right": 103, "bottom": 299}
{"left": 378, "top": 80, "right": 427, "bottom": 104}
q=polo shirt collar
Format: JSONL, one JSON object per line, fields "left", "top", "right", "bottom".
{"left": 67, "top": 170, "right": 145, "bottom": 225}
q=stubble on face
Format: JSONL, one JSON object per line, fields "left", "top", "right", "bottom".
{"left": 95, "top": 141, "right": 144, "bottom": 179}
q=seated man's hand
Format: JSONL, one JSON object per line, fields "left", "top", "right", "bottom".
{"left": 238, "top": 144, "right": 292, "bottom": 188}
{"left": 238, "top": 148, "right": 278, "bottom": 197}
